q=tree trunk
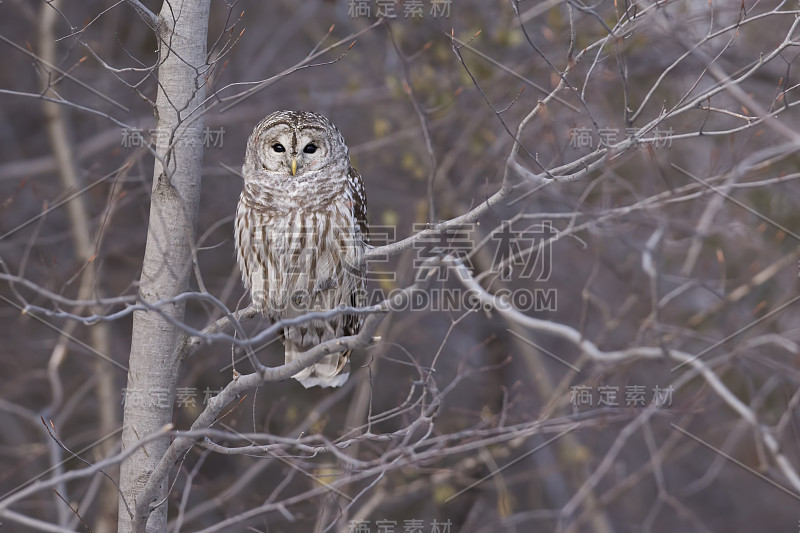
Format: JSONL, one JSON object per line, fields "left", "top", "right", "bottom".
{"left": 118, "top": 2, "right": 210, "bottom": 532}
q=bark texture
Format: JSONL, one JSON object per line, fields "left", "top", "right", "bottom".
{"left": 118, "top": 2, "right": 210, "bottom": 531}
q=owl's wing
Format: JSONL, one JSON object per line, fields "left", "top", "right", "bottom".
{"left": 344, "top": 165, "right": 368, "bottom": 342}
{"left": 348, "top": 165, "right": 369, "bottom": 243}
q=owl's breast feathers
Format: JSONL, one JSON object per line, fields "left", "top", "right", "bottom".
{"left": 235, "top": 173, "right": 367, "bottom": 322}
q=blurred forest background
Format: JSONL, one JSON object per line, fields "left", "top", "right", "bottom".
{"left": 1, "top": 0, "right": 800, "bottom": 532}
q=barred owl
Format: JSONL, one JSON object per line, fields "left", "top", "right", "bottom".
{"left": 235, "top": 111, "right": 369, "bottom": 388}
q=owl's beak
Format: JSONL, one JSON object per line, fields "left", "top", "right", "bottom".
{"left": 291, "top": 158, "right": 297, "bottom": 176}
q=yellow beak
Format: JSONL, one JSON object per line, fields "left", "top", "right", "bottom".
{"left": 291, "top": 158, "right": 297, "bottom": 176}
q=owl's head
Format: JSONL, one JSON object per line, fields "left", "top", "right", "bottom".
{"left": 244, "top": 110, "right": 349, "bottom": 182}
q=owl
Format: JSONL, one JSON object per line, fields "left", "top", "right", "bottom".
{"left": 235, "top": 111, "right": 369, "bottom": 388}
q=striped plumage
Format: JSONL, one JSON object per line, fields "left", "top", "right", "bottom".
{"left": 235, "top": 111, "right": 368, "bottom": 388}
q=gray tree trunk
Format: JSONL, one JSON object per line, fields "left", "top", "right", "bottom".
{"left": 118, "top": 2, "right": 210, "bottom": 532}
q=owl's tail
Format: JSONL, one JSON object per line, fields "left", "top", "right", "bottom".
{"left": 285, "top": 341, "right": 351, "bottom": 388}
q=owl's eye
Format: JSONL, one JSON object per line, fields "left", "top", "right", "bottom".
{"left": 303, "top": 143, "right": 317, "bottom": 154}
{"left": 272, "top": 143, "right": 285, "bottom": 153}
